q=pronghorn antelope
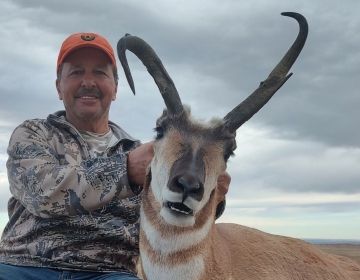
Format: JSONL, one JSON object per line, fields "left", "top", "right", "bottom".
{"left": 118, "top": 12, "right": 360, "bottom": 280}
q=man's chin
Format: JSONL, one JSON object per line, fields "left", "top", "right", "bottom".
{"left": 74, "top": 109, "right": 106, "bottom": 122}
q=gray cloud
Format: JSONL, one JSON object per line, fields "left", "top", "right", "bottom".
{"left": 3, "top": 0, "right": 360, "bottom": 148}
{"left": 0, "top": 0, "right": 359, "bottom": 237}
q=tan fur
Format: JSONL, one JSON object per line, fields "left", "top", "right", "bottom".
{"left": 137, "top": 110, "right": 360, "bottom": 279}
{"left": 139, "top": 176, "right": 360, "bottom": 279}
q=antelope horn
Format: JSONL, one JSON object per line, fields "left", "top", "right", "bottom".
{"left": 117, "top": 34, "right": 184, "bottom": 115}
{"left": 223, "top": 12, "right": 308, "bottom": 132}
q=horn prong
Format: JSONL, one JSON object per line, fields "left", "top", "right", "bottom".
{"left": 223, "top": 12, "right": 308, "bottom": 132}
{"left": 117, "top": 34, "right": 184, "bottom": 115}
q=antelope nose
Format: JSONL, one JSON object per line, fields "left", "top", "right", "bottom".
{"left": 175, "top": 176, "right": 204, "bottom": 202}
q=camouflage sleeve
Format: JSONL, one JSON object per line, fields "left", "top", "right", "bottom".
{"left": 7, "top": 121, "right": 141, "bottom": 218}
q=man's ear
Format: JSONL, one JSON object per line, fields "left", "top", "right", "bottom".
{"left": 112, "top": 83, "right": 118, "bottom": 101}
{"left": 56, "top": 80, "right": 63, "bottom": 100}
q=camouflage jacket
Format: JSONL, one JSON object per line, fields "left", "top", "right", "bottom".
{"left": 0, "top": 111, "right": 142, "bottom": 275}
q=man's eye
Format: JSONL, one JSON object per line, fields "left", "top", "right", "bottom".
{"left": 70, "top": 70, "right": 82, "bottom": 76}
{"left": 95, "top": 70, "right": 106, "bottom": 75}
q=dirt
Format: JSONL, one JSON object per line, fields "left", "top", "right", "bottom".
{"left": 315, "top": 244, "right": 360, "bottom": 263}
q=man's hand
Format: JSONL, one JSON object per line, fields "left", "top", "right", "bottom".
{"left": 127, "top": 142, "right": 154, "bottom": 186}
{"left": 217, "top": 171, "right": 230, "bottom": 201}
{"left": 215, "top": 171, "right": 231, "bottom": 218}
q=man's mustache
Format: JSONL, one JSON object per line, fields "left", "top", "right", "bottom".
{"left": 74, "top": 88, "right": 104, "bottom": 98}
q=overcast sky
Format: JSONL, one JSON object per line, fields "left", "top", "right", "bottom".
{"left": 0, "top": 0, "right": 359, "bottom": 240}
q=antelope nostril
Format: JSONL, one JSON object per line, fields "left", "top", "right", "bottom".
{"left": 176, "top": 178, "right": 204, "bottom": 201}
{"left": 168, "top": 176, "right": 205, "bottom": 201}
{"left": 178, "top": 178, "right": 201, "bottom": 194}
{"left": 176, "top": 178, "right": 185, "bottom": 191}
{"left": 191, "top": 187, "right": 200, "bottom": 194}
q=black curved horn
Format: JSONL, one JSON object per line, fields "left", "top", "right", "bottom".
{"left": 117, "top": 34, "right": 184, "bottom": 115}
{"left": 223, "top": 12, "right": 308, "bottom": 132}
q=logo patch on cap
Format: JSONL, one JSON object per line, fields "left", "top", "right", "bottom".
{"left": 81, "top": 34, "right": 95, "bottom": 41}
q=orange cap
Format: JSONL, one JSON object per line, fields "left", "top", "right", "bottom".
{"left": 56, "top": 32, "right": 116, "bottom": 72}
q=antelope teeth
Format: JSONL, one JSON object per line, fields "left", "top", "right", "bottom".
{"left": 168, "top": 202, "right": 193, "bottom": 215}
{"left": 170, "top": 205, "right": 190, "bottom": 214}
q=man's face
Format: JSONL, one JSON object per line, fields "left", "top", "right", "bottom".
{"left": 56, "top": 47, "right": 117, "bottom": 129}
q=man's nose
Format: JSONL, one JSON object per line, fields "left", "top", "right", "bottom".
{"left": 81, "top": 72, "right": 96, "bottom": 87}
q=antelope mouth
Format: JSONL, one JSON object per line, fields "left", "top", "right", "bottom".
{"left": 167, "top": 202, "right": 193, "bottom": 215}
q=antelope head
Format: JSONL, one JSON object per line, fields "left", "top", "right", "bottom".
{"left": 117, "top": 12, "right": 308, "bottom": 228}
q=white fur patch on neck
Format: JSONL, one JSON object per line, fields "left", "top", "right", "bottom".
{"left": 140, "top": 207, "right": 214, "bottom": 255}
{"left": 141, "top": 250, "right": 205, "bottom": 280}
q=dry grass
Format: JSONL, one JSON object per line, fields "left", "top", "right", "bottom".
{"left": 315, "top": 244, "right": 360, "bottom": 263}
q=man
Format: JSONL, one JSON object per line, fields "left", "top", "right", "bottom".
{"left": 0, "top": 33, "right": 230, "bottom": 279}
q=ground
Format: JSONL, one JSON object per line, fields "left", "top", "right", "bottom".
{"left": 316, "top": 244, "right": 360, "bottom": 263}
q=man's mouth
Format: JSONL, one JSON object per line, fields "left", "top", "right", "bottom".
{"left": 78, "top": 96, "right": 98, "bottom": 99}
{"left": 75, "top": 88, "right": 103, "bottom": 99}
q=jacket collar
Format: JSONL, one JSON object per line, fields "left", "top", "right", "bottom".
{"left": 47, "top": 110, "right": 139, "bottom": 143}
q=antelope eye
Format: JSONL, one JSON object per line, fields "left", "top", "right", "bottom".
{"left": 154, "top": 126, "right": 164, "bottom": 139}
{"left": 224, "top": 151, "right": 234, "bottom": 162}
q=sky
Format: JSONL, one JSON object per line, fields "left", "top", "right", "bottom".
{"left": 0, "top": 0, "right": 359, "bottom": 240}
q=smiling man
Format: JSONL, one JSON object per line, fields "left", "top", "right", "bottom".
{"left": 0, "top": 33, "right": 230, "bottom": 280}
{"left": 56, "top": 40, "right": 118, "bottom": 133}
